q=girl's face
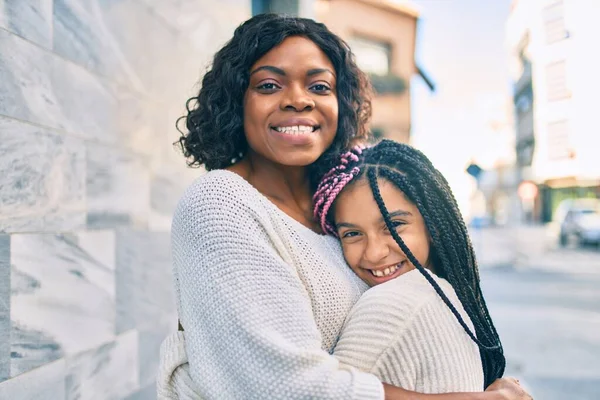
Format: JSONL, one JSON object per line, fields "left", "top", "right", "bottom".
{"left": 243, "top": 36, "right": 339, "bottom": 168}
{"left": 333, "top": 177, "right": 432, "bottom": 287}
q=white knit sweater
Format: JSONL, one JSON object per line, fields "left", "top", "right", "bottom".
{"left": 333, "top": 269, "right": 484, "bottom": 393}
{"left": 157, "top": 170, "right": 384, "bottom": 400}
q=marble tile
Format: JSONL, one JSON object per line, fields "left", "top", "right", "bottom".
{"left": 150, "top": 170, "right": 186, "bottom": 216}
{"left": 0, "top": 25, "right": 120, "bottom": 143}
{"left": 137, "top": 0, "right": 248, "bottom": 43}
{"left": 86, "top": 143, "right": 151, "bottom": 229}
{"left": 52, "top": 0, "right": 144, "bottom": 90}
{"left": 115, "top": 230, "right": 176, "bottom": 334}
{"left": 98, "top": 1, "right": 184, "bottom": 99}
{"left": 53, "top": 0, "right": 182, "bottom": 97}
{"left": 0, "top": 0, "right": 53, "bottom": 48}
{"left": 0, "top": 235, "right": 9, "bottom": 382}
{"left": 138, "top": 328, "right": 171, "bottom": 388}
{"left": 124, "top": 383, "right": 156, "bottom": 400}
{"left": 0, "top": 359, "right": 66, "bottom": 400}
{"left": 114, "top": 88, "right": 163, "bottom": 158}
{"left": 0, "top": 117, "right": 86, "bottom": 233}
{"left": 65, "top": 329, "right": 139, "bottom": 400}
{"left": 50, "top": 55, "right": 119, "bottom": 143}
{"left": 148, "top": 163, "right": 199, "bottom": 232}
{"left": 10, "top": 232, "right": 116, "bottom": 377}
{"left": 0, "top": 29, "right": 65, "bottom": 129}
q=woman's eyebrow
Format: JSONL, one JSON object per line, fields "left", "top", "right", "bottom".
{"left": 249, "top": 66, "right": 335, "bottom": 78}
{"left": 307, "top": 68, "right": 335, "bottom": 77}
{"left": 250, "top": 65, "right": 286, "bottom": 76}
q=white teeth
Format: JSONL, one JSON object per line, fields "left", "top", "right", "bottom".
{"left": 275, "top": 125, "right": 315, "bottom": 134}
{"left": 371, "top": 263, "right": 401, "bottom": 278}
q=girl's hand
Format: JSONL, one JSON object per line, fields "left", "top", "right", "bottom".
{"left": 485, "top": 377, "right": 533, "bottom": 400}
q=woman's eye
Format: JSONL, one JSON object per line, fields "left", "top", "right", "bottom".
{"left": 257, "top": 82, "right": 280, "bottom": 91}
{"left": 311, "top": 84, "right": 331, "bottom": 92}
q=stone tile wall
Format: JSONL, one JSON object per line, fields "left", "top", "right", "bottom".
{"left": 0, "top": 1, "right": 250, "bottom": 398}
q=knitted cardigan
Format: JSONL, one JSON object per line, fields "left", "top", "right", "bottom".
{"left": 157, "top": 170, "right": 384, "bottom": 399}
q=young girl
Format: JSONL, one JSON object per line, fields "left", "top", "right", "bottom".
{"left": 313, "top": 140, "right": 505, "bottom": 393}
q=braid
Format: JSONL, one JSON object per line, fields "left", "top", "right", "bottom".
{"left": 313, "top": 140, "right": 506, "bottom": 388}
{"left": 367, "top": 169, "right": 499, "bottom": 350}
{"left": 313, "top": 145, "right": 366, "bottom": 235}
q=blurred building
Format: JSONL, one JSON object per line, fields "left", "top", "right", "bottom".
{"left": 507, "top": 0, "right": 600, "bottom": 222}
{"left": 252, "top": 0, "right": 317, "bottom": 17}
{"left": 316, "top": 0, "right": 434, "bottom": 143}
{"left": 467, "top": 95, "right": 521, "bottom": 226}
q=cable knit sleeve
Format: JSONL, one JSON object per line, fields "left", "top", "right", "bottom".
{"left": 171, "top": 173, "right": 384, "bottom": 400}
{"left": 333, "top": 270, "right": 483, "bottom": 394}
{"left": 371, "top": 297, "right": 484, "bottom": 393}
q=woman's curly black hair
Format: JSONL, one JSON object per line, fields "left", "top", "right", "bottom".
{"left": 175, "top": 13, "right": 373, "bottom": 180}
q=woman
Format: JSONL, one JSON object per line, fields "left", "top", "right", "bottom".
{"left": 314, "top": 141, "right": 504, "bottom": 393}
{"left": 158, "top": 13, "right": 531, "bottom": 400}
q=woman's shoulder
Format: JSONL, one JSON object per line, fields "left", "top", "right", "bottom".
{"left": 171, "top": 170, "right": 272, "bottom": 233}
{"left": 182, "top": 169, "right": 256, "bottom": 201}
{"left": 176, "top": 170, "right": 263, "bottom": 213}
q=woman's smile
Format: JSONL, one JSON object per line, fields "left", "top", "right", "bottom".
{"left": 269, "top": 118, "right": 321, "bottom": 145}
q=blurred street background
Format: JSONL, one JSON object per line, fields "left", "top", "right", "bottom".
{"left": 1, "top": 0, "right": 599, "bottom": 399}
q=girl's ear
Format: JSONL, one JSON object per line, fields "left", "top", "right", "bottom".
{"left": 424, "top": 224, "right": 439, "bottom": 274}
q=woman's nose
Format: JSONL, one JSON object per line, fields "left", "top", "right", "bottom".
{"left": 281, "top": 84, "right": 315, "bottom": 111}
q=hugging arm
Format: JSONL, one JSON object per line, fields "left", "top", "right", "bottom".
{"left": 383, "top": 379, "right": 531, "bottom": 400}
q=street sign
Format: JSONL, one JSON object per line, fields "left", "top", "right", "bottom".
{"left": 466, "top": 163, "right": 483, "bottom": 180}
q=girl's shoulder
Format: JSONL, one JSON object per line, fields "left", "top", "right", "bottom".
{"left": 357, "top": 269, "right": 458, "bottom": 315}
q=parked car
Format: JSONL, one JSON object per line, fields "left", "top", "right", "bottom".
{"left": 557, "top": 199, "right": 600, "bottom": 247}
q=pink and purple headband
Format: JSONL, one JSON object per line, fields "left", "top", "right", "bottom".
{"left": 313, "top": 145, "right": 366, "bottom": 236}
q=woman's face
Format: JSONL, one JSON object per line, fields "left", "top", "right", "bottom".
{"left": 333, "top": 177, "right": 432, "bottom": 287}
{"left": 243, "top": 36, "right": 338, "bottom": 167}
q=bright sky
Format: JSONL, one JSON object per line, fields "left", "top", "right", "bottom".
{"left": 396, "top": 0, "right": 514, "bottom": 218}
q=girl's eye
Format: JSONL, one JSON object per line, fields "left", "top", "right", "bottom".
{"left": 311, "top": 83, "right": 331, "bottom": 92}
{"left": 257, "top": 82, "right": 280, "bottom": 91}
{"left": 341, "top": 231, "right": 360, "bottom": 238}
{"left": 385, "top": 221, "right": 405, "bottom": 231}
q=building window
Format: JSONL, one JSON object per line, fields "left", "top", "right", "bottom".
{"left": 543, "top": 0, "right": 568, "bottom": 44}
{"left": 252, "top": 0, "right": 299, "bottom": 16}
{"left": 547, "top": 120, "right": 571, "bottom": 160}
{"left": 546, "top": 61, "right": 569, "bottom": 101}
{"left": 347, "top": 36, "right": 392, "bottom": 76}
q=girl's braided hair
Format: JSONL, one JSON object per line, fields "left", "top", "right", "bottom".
{"left": 313, "top": 140, "right": 505, "bottom": 388}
